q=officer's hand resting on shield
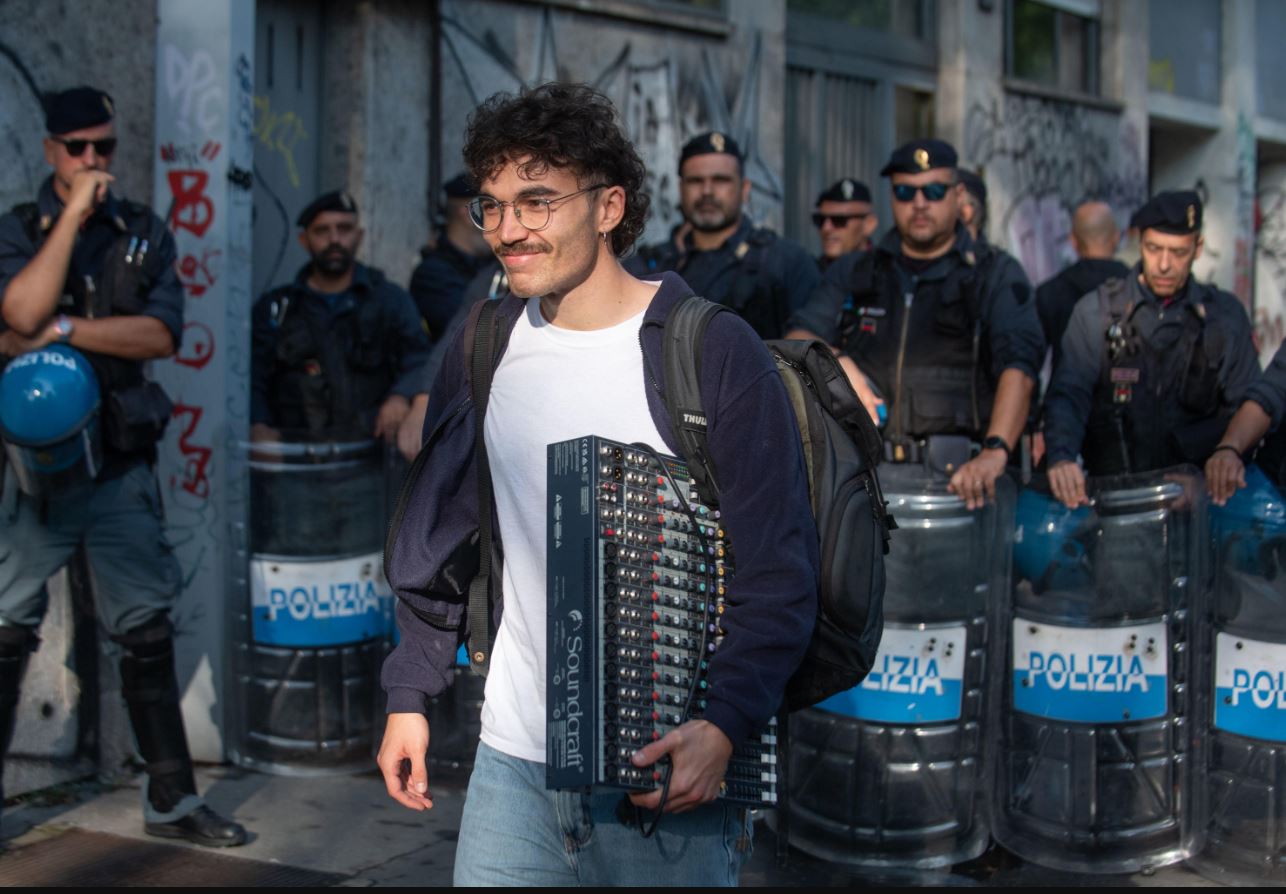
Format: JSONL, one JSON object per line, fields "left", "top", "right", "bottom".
{"left": 378, "top": 712, "right": 434, "bottom": 811}
{"left": 1205, "top": 400, "right": 1272, "bottom": 506}
{"left": 948, "top": 448, "right": 1009, "bottom": 511}
{"left": 1049, "top": 460, "right": 1090, "bottom": 509}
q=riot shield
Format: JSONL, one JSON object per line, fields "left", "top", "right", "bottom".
{"left": 230, "top": 435, "right": 394, "bottom": 774}
{"left": 785, "top": 465, "right": 1014, "bottom": 870}
{"left": 1189, "top": 465, "right": 1286, "bottom": 884}
{"left": 992, "top": 467, "right": 1202, "bottom": 873}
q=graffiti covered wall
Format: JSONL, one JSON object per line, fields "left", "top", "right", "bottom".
{"left": 437, "top": 0, "right": 787, "bottom": 246}
{"left": 965, "top": 91, "right": 1147, "bottom": 285}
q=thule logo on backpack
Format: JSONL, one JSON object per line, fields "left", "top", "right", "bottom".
{"left": 681, "top": 410, "right": 707, "bottom": 430}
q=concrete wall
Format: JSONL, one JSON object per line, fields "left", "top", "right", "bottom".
{"left": 435, "top": 0, "right": 787, "bottom": 247}
{"left": 940, "top": 0, "right": 1148, "bottom": 286}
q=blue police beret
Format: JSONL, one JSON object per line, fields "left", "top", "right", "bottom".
{"left": 816, "top": 178, "right": 872, "bottom": 205}
{"left": 879, "top": 138, "right": 958, "bottom": 177}
{"left": 442, "top": 172, "right": 477, "bottom": 199}
{"left": 679, "top": 131, "right": 743, "bottom": 171}
{"left": 45, "top": 86, "right": 115, "bottom": 135}
{"left": 297, "top": 190, "right": 358, "bottom": 228}
{"left": 1130, "top": 191, "right": 1202, "bottom": 235}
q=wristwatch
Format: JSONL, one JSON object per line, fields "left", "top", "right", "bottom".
{"left": 982, "top": 434, "right": 1012, "bottom": 459}
{"left": 53, "top": 314, "right": 74, "bottom": 343}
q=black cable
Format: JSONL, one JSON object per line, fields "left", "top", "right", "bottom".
{"left": 629, "top": 442, "right": 717, "bottom": 838}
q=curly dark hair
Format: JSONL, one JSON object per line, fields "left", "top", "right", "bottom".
{"left": 462, "top": 83, "right": 650, "bottom": 257}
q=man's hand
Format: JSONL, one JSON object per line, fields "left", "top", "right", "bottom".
{"left": 1206, "top": 447, "right": 1247, "bottom": 506}
{"left": 835, "top": 355, "right": 884, "bottom": 427}
{"left": 65, "top": 170, "right": 115, "bottom": 224}
{"left": 0, "top": 320, "right": 57, "bottom": 357}
{"left": 374, "top": 394, "right": 411, "bottom": 441}
{"left": 1049, "top": 459, "right": 1090, "bottom": 509}
{"left": 396, "top": 394, "right": 429, "bottom": 463}
{"left": 628, "top": 719, "right": 732, "bottom": 814}
{"left": 948, "top": 447, "right": 1007, "bottom": 511}
{"left": 377, "top": 712, "right": 433, "bottom": 811}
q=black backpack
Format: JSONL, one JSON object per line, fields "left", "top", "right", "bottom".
{"left": 662, "top": 297, "right": 892, "bottom": 710}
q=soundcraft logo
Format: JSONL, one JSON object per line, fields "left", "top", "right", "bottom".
{"left": 563, "top": 626, "right": 584, "bottom": 768}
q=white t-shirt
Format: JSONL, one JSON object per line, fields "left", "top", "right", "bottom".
{"left": 479, "top": 297, "right": 666, "bottom": 762}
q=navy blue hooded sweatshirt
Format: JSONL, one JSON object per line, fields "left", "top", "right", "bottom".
{"left": 381, "top": 272, "right": 819, "bottom": 748}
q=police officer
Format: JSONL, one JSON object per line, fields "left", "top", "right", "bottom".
{"left": 0, "top": 87, "right": 245, "bottom": 845}
{"left": 812, "top": 178, "right": 877, "bottom": 271}
{"left": 787, "top": 139, "right": 1043, "bottom": 510}
{"left": 957, "top": 168, "right": 988, "bottom": 243}
{"left": 626, "top": 131, "right": 819, "bottom": 339}
{"left": 1036, "top": 201, "right": 1129, "bottom": 375}
{"left": 1045, "top": 191, "right": 1259, "bottom": 509}
{"left": 408, "top": 173, "right": 494, "bottom": 344}
{"left": 251, "top": 190, "right": 430, "bottom": 452}
{"left": 1205, "top": 341, "right": 1286, "bottom": 504}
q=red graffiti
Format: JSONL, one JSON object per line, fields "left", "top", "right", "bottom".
{"left": 160, "top": 143, "right": 177, "bottom": 162}
{"left": 171, "top": 403, "right": 212, "bottom": 499}
{"left": 200, "top": 140, "right": 221, "bottom": 160}
{"left": 175, "top": 321, "right": 215, "bottom": 370}
{"left": 167, "top": 170, "right": 214, "bottom": 237}
{"left": 177, "top": 247, "right": 222, "bottom": 297}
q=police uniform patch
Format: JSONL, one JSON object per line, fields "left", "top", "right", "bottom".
{"left": 860, "top": 317, "right": 878, "bottom": 334}
{"left": 914, "top": 148, "right": 930, "bottom": 171}
{"left": 711, "top": 132, "right": 726, "bottom": 153}
{"left": 1110, "top": 367, "right": 1141, "bottom": 384}
{"left": 734, "top": 241, "right": 750, "bottom": 260}
{"left": 304, "top": 360, "right": 323, "bottom": 376}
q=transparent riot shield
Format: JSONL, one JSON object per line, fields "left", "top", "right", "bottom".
{"left": 231, "top": 436, "right": 394, "bottom": 774}
{"left": 992, "top": 467, "right": 1202, "bottom": 873}
{"left": 785, "top": 465, "right": 1014, "bottom": 870}
{"left": 1188, "top": 465, "right": 1286, "bottom": 884}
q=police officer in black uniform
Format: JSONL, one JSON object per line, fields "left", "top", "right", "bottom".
{"left": 1206, "top": 340, "right": 1286, "bottom": 503}
{"left": 250, "top": 190, "right": 430, "bottom": 450}
{"left": 813, "top": 178, "right": 878, "bottom": 271}
{"left": 626, "top": 131, "right": 819, "bottom": 339}
{"left": 787, "top": 139, "right": 1043, "bottom": 509}
{"left": 0, "top": 87, "right": 245, "bottom": 846}
{"left": 1044, "top": 191, "right": 1260, "bottom": 509}
{"left": 408, "top": 173, "right": 495, "bottom": 344}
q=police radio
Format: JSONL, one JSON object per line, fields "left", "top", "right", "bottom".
{"left": 545, "top": 435, "right": 779, "bottom": 808}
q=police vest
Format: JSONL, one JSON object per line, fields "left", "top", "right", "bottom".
{"left": 264, "top": 271, "right": 399, "bottom": 438}
{"left": 1081, "top": 278, "right": 1227, "bottom": 476}
{"left": 839, "top": 247, "right": 996, "bottom": 442}
{"left": 11, "top": 200, "right": 173, "bottom": 459}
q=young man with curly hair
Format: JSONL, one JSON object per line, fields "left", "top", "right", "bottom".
{"left": 377, "top": 84, "right": 818, "bottom": 886}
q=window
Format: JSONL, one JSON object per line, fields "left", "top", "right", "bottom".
{"left": 1149, "top": 0, "right": 1220, "bottom": 105}
{"left": 895, "top": 87, "right": 935, "bottom": 146}
{"left": 1006, "top": 0, "right": 1100, "bottom": 96}
{"left": 788, "top": 0, "right": 931, "bottom": 42}
{"left": 1257, "top": 0, "right": 1286, "bottom": 121}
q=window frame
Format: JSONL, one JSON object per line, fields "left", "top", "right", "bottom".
{"left": 1004, "top": 0, "right": 1102, "bottom": 101}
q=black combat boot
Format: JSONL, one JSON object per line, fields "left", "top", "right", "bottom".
{"left": 116, "top": 617, "right": 247, "bottom": 848}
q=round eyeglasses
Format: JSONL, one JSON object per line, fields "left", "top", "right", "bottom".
{"left": 467, "top": 184, "right": 609, "bottom": 233}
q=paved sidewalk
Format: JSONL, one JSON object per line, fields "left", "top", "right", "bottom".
{"left": 0, "top": 765, "right": 1223, "bottom": 887}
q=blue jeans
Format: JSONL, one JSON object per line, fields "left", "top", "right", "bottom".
{"left": 453, "top": 742, "right": 754, "bottom": 886}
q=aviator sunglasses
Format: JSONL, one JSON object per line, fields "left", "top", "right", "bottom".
{"left": 892, "top": 182, "right": 951, "bottom": 203}
{"left": 812, "top": 212, "right": 868, "bottom": 228}
{"left": 52, "top": 136, "right": 118, "bottom": 158}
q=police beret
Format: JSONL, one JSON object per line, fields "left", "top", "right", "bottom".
{"left": 45, "top": 86, "right": 115, "bottom": 135}
{"left": 957, "top": 168, "right": 987, "bottom": 204}
{"left": 1129, "top": 191, "right": 1202, "bottom": 234}
{"left": 297, "top": 190, "right": 358, "bottom": 227}
{"left": 879, "top": 138, "right": 958, "bottom": 177}
{"left": 679, "top": 131, "right": 743, "bottom": 170}
{"left": 442, "top": 172, "right": 477, "bottom": 199}
{"left": 816, "top": 178, "right": 872, "bottom": 205}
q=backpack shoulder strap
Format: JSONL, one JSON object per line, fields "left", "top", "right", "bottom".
{"left": 467, "top": 298, "right": 503, "bottom": 674}
{"left": 662, "top": 296, "right": 728, "bottom": 506}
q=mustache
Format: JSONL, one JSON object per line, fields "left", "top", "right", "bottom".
{"left": 496, "top": 242, "right": 551, "bottom": 256}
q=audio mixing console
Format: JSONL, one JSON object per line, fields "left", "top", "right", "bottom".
{"left": 545, "top": 435, "right": 779, "bottom": 808}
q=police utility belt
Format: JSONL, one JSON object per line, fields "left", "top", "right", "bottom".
{"left": 883, "top": 434, "right": 978, "bottom": 475}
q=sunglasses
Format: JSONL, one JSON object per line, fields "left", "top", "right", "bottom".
{"left": 52, "top": 136, "right": 117, "bottom": 158}
{"left": 892, "top": 182, "right": 951, "bottom": 203}
{"left": 812, "top": 212, "right": 868, "bottom": 228}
